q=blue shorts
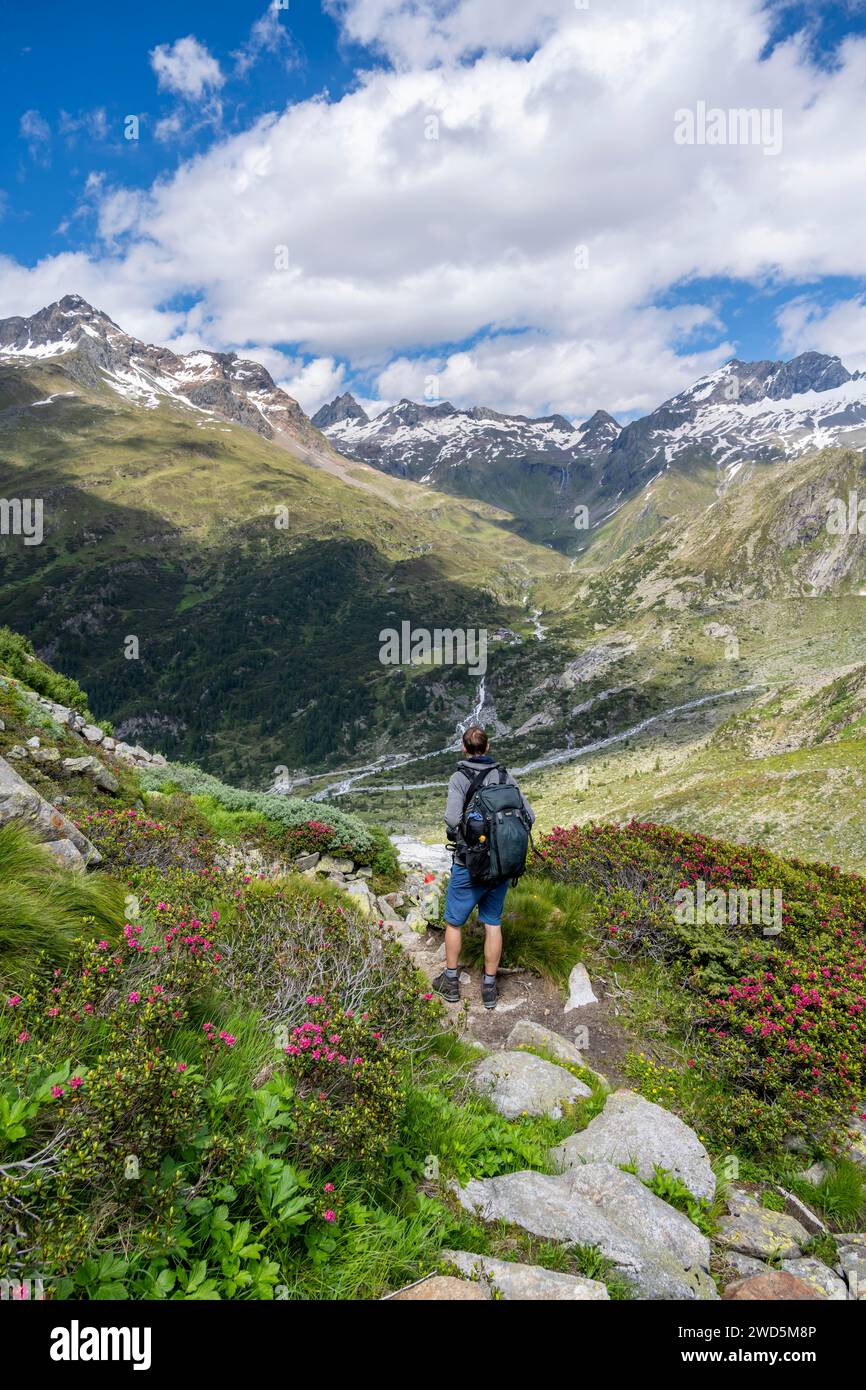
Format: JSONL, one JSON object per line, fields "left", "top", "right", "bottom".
{"left": 444, "top": 862, "right": 509, "bottom": 927}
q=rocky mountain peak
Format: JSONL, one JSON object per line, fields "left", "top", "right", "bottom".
{"left": 0, "top": 295, "right": 321, "bottom": 453}
{"left": 312, "top": 392, "right": 370, "bottom": 429}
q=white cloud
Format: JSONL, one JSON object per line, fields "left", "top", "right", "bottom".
{"left": 777, "top": 295, "right": 866, "bottom": 372}
{"left": 150, "top": 35, "right": 225, "bottom": 99}
{"left": 276, "top": 355, "right": 347, "bottom": 414}
{"left": 20, "top": 109, "right": 51, "bottom": 164}
{"left": 4, "top": 0, "right": 866, "bottom": 418}
{"left": 233, "top": 2, "right": 296, "bottom": 77}
{"left": 58, "top": 108, "right": 109, "bottom": 141}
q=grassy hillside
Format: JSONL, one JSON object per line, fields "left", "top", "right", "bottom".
{"left": 0, "top": 356, "right": 564, "bottom": 783}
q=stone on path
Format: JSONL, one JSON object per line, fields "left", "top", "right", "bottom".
{"left": 722, "top": 1271, "right": 822, "bottom": 1301}
{"left": 455, "top": 1162, "right": 717, "bottom": 1301}
{"left": 551, "top": 1088, "right": 715, "bottom": 1202}
{"left": 389, "top": 1276, "right": 488, "bottom": 1301}
{"left": 471, "top": 1051, "right": 591, "bottom": 1120}
{"left": 715, "top": 1188, "right": 808, "bottom": 1260}
{"left": 564, "top": 962, "right": 597, "bottom": 1012}
{"left": 506, "top": 1020, "right": 608, "bottom": 1090}
{"left": 443, "top": 1251, "right": 609, "bottom": 1301}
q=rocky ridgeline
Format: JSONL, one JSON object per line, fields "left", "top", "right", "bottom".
{"left": 0, "top": 678, "right": 167, "bottom": 868}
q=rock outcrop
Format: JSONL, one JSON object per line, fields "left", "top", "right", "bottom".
{"left": 455, "top": 1163, "right": 717, "bottom": 1300}
{"left": 551, "top": 1089, "right": 716, "bottom": 1202}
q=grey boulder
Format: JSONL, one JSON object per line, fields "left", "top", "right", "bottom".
{"left": 455, "top": 1163, "right": 716, "bottom": 1301}
{"left": 471, "top": 1051, "right": 591, "bottom": 1120}
{"left": 442, "top": 1250, "right": 608, "bottom": 1300}
{"left": 0, "top": 755, "right": 101, "bottom": 863}
{"left": 551, "top": 1089, "right": 715, "bottom": 1202}
{"left": 781, "top": 1257, "right": 848, "bottom": 1301}
{"left": 716, "top": 1188, "right": 808, "bottom": 1260}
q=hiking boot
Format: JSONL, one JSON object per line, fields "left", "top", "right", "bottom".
{"left": 481, "top": 975, "right": 499, "bottom": 1010}
{"left": 432, "top": 970, "right": 460, "bottom": 1004}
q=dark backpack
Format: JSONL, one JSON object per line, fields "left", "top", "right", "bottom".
{"left": 458, "top": 763, "right": 532, "bottom": 886}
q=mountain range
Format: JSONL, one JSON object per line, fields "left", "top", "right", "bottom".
{"left": 3, "top": 294, "right": 866, "bottom": 863}
{"left": 314, "top": 352, "right": 866, "bottom": 549}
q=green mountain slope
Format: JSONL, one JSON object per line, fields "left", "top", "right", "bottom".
{"left": 0, "top": 353, "right": 564, "bottom": 784}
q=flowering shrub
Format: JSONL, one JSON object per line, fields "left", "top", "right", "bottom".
{"left": 282, "top": 821, "right": 340, "bottom": 859}
{"left": 216, "top": 882, "right": 442, "bottom": 1039}
{"left": 539, "top": 820, "right": 866, "bottom": 1150}
{"left": 282, "top": 999, "right": 405, "bottom": 1166}
{"left": 0, "top": 911, "right": 227, "bottom": 1277}
{"left": 75, "top": 807, "right": 217, "bottom": 875}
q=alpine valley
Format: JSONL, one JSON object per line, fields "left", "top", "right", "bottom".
{"left": 4, "top": 296, "right": 866, "bottom": 866}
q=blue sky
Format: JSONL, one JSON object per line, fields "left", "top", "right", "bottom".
{"left": 2, "top": 0, "right": 866, "bottom": 422}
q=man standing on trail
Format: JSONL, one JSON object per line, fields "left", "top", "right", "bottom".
{"left": 433, "top": 725, "right": 534, "bottom": 1011}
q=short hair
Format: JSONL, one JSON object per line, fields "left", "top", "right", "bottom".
{"left": 462, "top": 725, "right": 489, "bottom": 755}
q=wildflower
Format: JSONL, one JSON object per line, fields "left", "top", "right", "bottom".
{"left": 324, "top": 1182, "right": 335, "bottom": 1193}
{"left": 50, "top": 1085, "right": 65, "bottom": 1098}
{"left": 69, "top": 1076, "right": 83, "bottom": 1089}
{"left": 16, "top": 1030, "right": 30, "bottom": 1044}
{"left": 322, "top": 1210, "right": 336, "bottom": 1223}
{"left": 6, "top": 994, "right": 22, "bottom": 1008}
{"left": 128, "top": 992, "right": 141, "bottom": 1004}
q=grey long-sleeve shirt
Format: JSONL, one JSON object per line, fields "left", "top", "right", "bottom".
{"left": 445, "top": 756, "right": 534, "bottom": 863}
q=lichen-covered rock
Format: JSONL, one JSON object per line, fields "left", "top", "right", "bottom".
{"left": 551, "top": 1089, "right": 715, "bottom": 1202}
{"left": 781, "top": 1257, "right": 847, "bottom": 1300}
{"left": 317, "top": 856, "right": 354, "bottom": 875}
{"left": 716, "top": 1189, "right": 808, "bottom": 1260}
{"left": 471, "top": 1051, "right": 591, "bottom": 1119}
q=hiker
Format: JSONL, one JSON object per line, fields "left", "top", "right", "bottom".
{"left": 433, "top": 725, "right": 534, "bottom": 1011}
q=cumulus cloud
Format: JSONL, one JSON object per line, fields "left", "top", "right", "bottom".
{"left": 777, "top": 295, "right": 866, "bottom": 372}
{"left": 150, "top": 35, "right": 225, "bottom": 99}
{"left": 4, "top": 0, "right": 866, "bottom": 418}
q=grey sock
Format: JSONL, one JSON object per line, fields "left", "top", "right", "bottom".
{"left": 445, "top": 967, "right": 459, "bottom": 980}
{"left": 483, "top": 973, "right": 497, "bottom": 985}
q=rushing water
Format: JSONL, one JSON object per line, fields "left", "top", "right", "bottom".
{"left": 310, "top": 685, "right": 762, "bottom": 800}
